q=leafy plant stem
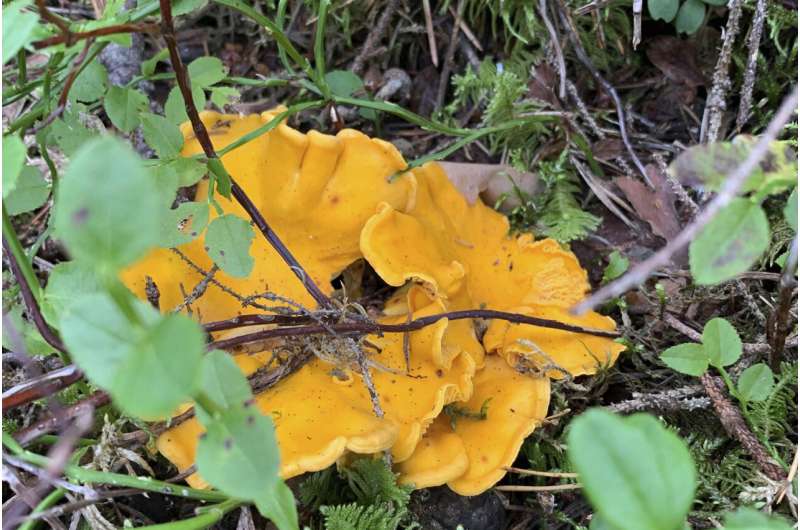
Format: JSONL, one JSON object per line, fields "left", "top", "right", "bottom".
{"left": 313, "top": 0, "right": 332, "bottom": 100}
{"left": 2, "top": 433, "right": 229, "bottom": 502}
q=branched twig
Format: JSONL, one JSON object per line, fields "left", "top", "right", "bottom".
{"left": 607, "top": 385, "right": 710, "bottom": 413}
{"left": 700, "top": 373, "right": 784, "bottom": 481}
{"left": 158, "top": 0, "right": 331, "bottom": 309}
{"left": 555, "top": 3, "right": 651, "bottom": 186}
{"left": 573, "top": 88, "right": 799, "bottom": 313}
{"left": 171, "top": 264, "right": 219, "bottom": 313}
{"left": 208, "top": 308, "right": 620, "bottom": 351}
{"left": 663, "top": 312, "right": 797, "bottom": 355}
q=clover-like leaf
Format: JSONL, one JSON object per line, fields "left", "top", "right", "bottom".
{"left": 568, "top": 409, "right": 696, "bottom": 530}
{"left": 141, "top": 112, "right": 184, "bottom": 159}
{"left": 675, "top": 0, "right": 706, "bottom": 35}
{"left": 647, "top": 0, "right": 679, "bottom": 22}
{"left": 661, "top": 343, "right": 708, "bottom": 376}
{"left": 702, "top": 317, "right": 742, "bottom": 368}
{"left": 736, "top": 363, "right": 774, "bottom": 402}
{"left": 4, "top": 165, "right": 49, "bottom": 215}
{"left": 188, "top": 56, "right": 227, "bottom": 88}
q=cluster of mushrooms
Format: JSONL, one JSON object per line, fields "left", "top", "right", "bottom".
{"left": 122, "top": 107, "right": 624, "bottom": 496}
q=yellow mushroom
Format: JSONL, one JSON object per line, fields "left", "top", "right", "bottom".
{"left": 122, "top": 108, "right": 416, "bottom": 320}
{"left": 360, "top": 160, "right": 621, "bottom": 378}
{"left": 118, "top": 109, "right": 624, "bottom": 497}
{"left": 155, "top": 292, "right": 475, "bottom": 488}
{"left": 398, "top": 355, "right": 550, "bottom": 495}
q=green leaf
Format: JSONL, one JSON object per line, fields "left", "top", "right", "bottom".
{"left": 173, "top": 0, "right": 209, "bottom": 16}
{"left": 210, "top": 86, "right": 240, "bottom": 109}
{"left": 104, "top": 86, "right": 148, "bottom": 133}
{"left": 255, "top": 481, "right": 300, "bottom": 530}
{"left": 689, "top": 198, "right": 770, "bottom": 285}
{"left": 200, "top": 350, "right": 253, "bottom": 411}
{"left": 141, "top": 48, "right": 169, "bottom": 78}
{"left": 205, "top": 214, "right": 254, "bottom": 277}
{"left": 702, "top": 317, "right": 742, "bottom": 368}
{"left": 195, "top": 403, "right": 281, "bottom": 500}
{"left": 324, "top": 70, "right": 363, "bottom": 98}
{"left": 70, "top": 60, "right": 108, "bottom": 103}
{"left": 159, "top": 201, "right": 209, "bottom": 247}
{"left": 723, "top": 508, "right": 793, "bottom": 530}
{"left": 5, "top": 165, "right": 50, "bottom": 215}
{"left": 61, "top": 293, "right": 203, "bottom": 419}
{"left": 164, "top": 85, "right": 207, "bottom": 125}
{"left": 42, "top": 261, "right": 103, "bottom": 327}
{"left": 675, "top": 0, "right": 706, "bottom": 34}
{"left": 647, "top": 0, "right": 679, "bottom": 22}
{"left": 784, "top": 188, "right": 797, "bottom": 233}
{"left": 669, "top": 137, "right": 797, "bottom": 196}
{"left": 2, "top": 0, "right": 38, "bottom": 64}
{"left": 3, "top": 305, "right": 56, "bottom": 356}
{"left": 46, "top": 108, "right": 95, "bottom": 156}
{"left": 736, "top": 363, "right": 774, "bottom": 402}
{"left": 602, "top": 250, "right": 629, "bottom": 284}
{"left": 700, "top": 0, "right": 727, "bottom": 4}
{"left": 661, "top": 343, "right": 708, "bottom": 376}
{"left": 54, "top": 136, "right": 162, "bottom": 269}
{"left": 188, "top": 56, "right": 227, "bottom": 88}
{"left": 3, "top": 134, "right": 27, "bottom": 198}
{"left": 568, "top": 409, "right": 696, "bottom": 530}
{"left": 141, "top": 112, "right": 184, "bottom": 159}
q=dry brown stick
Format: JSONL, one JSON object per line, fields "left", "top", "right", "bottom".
{"left": 422, "top": 0, "right": 438, "bottom": 67}
{"left": 555, "top": 2, "right": 651, "bottom": 187}
{"left": 662, "top": 313, "right": 797, "bottom": 355}
{"left": 701, "top": 0, "right": 744, "bottom": 143}
{"left": 735, "top": 0, "right": 767, "bottom": 131}
{"left": 700, "top": 372, "right": 784, "bottom": 481}
{"left": 573, "top": 87, "right": 799, "bottom": 314}
{"left": 14, "top": 391, "right": 110, "bottom": 446}
{"left": 350, "top": 0, "right": 401, "bottom": 75}
{"left": 32, "top": 22, "right": 159, "bottom": 49}
{"left": 435, "top": 0, "right": 464, "bottom": 111}
{"left": 767, "top": 238, "right": 798, "bottom": 372}
{"left": 538, "top": 0, "right": 566, "bottom": 100}
{"left": 158, "top": 0, "right": 331, "bottom": 309}
{"left": 2, "top": 365, "right": 83, "bottom": 410}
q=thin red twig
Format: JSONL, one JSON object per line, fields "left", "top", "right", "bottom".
{"left": 33, "top": 22, "right": 159, "bottom": 49}
{"left": 158, "top": 0, "right": 331, "bottom": 309}
{"left": 2, "top": 238, "right": 66, "bottom": 354}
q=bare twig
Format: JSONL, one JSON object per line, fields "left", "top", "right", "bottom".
{"left": 422, "top": 0, "right": 438, "bottom": 67}
{"left": 735, "top": 0, "right": 767, "bottom": 131}
{"left": 700, "top": 0, "right": 744, "bottom": 143}
{"left": 700, "top": 373, "right": 784, "bottom": 481}
{"left": 14, "top": 391, "right": 110, "bottom": 446}
{"left": 504, "top": 467, "right": 578, "bottom": 478}
{"left": 2, "top": 365, "right": 83, "bottom": 410}
{"left": 607, "top": 384, "right": 710, "bottom": 413}
{"left": 495, "top": 484, "right": 582, "bottom": 492}
{"left": 436, "top": 0, "right": 465, "bottom": 111}
{"left": 350, "top": 0, "right": 401, "bottom": 75}
{"left": 158, "top": 0, "right": 331, "bottom": 309}
{"left": 573, "top": 88, "right": 799, "bottom": 314}
{"left": 538, "top": 0, "right": 566, "bottom": 100}
{"left": 767, "top": 238, "right": 798, "bottom": 372}
{"left": 171, "top": 264, "right": 218, "bottom": 313}
{"left": 556, "top": 3, "right": 651, "bottom": 186}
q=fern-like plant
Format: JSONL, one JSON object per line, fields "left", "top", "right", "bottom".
{"left": 320, "top": 503, "right": 407, "bottom": 530}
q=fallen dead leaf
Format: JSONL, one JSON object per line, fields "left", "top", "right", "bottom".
{"left": 646, "top": 36, "right": 706, "bottom": 87}
{"left": 439, "top": 162, "right": 539, "bottom": 213}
